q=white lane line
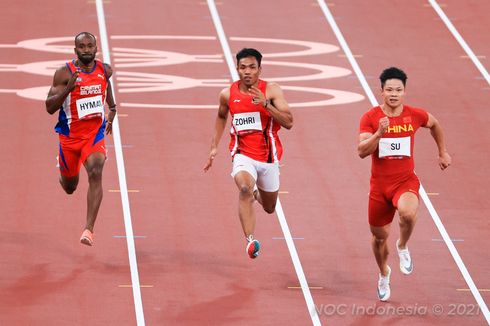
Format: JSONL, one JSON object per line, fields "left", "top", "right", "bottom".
{"left": 206, "top": 1, "right": 321, "bottom": 325}
{"left": 95, "top": 1, "right": 146, "bottom": 325}
{"left": 421, "top": 188, "right": 489, "bottom": 323}
{"left": 317, "top": 0, "right": 490, "bottom": 323}
{"left": 429, "top": 0, "right": 490, "bottom": 86}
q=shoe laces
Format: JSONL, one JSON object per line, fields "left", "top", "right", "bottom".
{"left": 399, "top": 248, "right": 411, "bottom": 264}
{"left": 378, "top": 270, "right": 390, "bottom": 291}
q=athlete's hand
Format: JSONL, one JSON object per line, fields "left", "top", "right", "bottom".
{"left": 248, "top": 86, "right": 266, "bottom": 106}
{"left": 203, "top": 147, "right": 218, "bottom": 172}
{"left": 376, "top": 117, "right": 389, "bottom": 136}
{"left": 105, "top": 121, "right": 113, "bottom": 135}
{"left": 438, "top": 151, "right": 452, "bottom": 170}
{"left": 66, "top": 69, "right": 80, "bottom": 93}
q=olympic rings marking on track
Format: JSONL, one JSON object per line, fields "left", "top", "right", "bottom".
{"left": 0, "top": 35, "right": 364, "bottom": 108}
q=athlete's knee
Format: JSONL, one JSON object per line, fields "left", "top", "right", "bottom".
{"left": 262, "top": 204, "right": 275, "bottom": 214}
{"left": 371, "top": 232, "right": 388, "bottom": 246}
{"left": 63, "top": 185, "right": 77, "bottom": 194}
{"left": 398, "top": 209, "right": 417, "bottom": 224}
{"left": 239, "top": 185, "right": 254, "bottom": 199}
{"left": 60, "top": 177, "right": 77, "bottom": 194}
{"left": 61, "top": 181, "right": 77, "bottom": 194}
{"left": 87, "top": 165, "right": 104, "bottom": 182}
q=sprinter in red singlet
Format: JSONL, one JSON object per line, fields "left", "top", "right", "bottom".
{"left": 204, "top": 48, "right": 293, "bottom": 259}
{"left": 45, "top": 32, "right": 117, "bottom": 246}
{"left": 358, "top": 67, "right": 451, "bottom": 301}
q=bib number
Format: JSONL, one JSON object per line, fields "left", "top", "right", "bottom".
{"left": 379, "top": 136, "right": 411, "bottom": 158}
{"left": 76, "top": 95, "right": 104, "bottom": 120}
{"left": 233, "top": 112, "right": 262, "bottom": 132}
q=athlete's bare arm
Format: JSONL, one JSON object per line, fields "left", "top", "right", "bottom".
{"left": 104, "top": 64, "right": 117, "bottom": 135}
{"left": 45, "top": 66, "right": 79, "bottom": 115}
{"left": 249, "top": 83, "right": 293, "bottom": 129}
{"left": 424, "top": 113, "right": 451, "bottom": 170}
{"left": 358, "top": 117, "right": 389, "bottom": 158}
{"left": 203, "top": 87, "right": 230, "bottom": 172}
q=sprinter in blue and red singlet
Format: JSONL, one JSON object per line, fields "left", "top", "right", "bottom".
{"left": 204, "top": 48, "right": 293, "bottom": 259}
{"left": 46, "top": 32, "right": 117, "bottom": 247}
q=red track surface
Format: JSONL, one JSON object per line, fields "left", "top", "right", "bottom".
{"left": 1, "top": 1, "right": 488, "bottom": 325}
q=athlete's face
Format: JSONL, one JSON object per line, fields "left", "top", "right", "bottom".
{"left": 75, "top": 35, "right": 97, "bottom": 66}
{"left": 381, "top": 79, "right": 405, "bottom": 109}
{"left": 237, "top": 56, "right": 261, "bottom": 87}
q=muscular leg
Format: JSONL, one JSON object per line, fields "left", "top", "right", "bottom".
{"left": 234, "top": 171, "right": 257, "bottom": 238}
{"left": 59, "top": 175, "right": 79, "bottom": 194}
{"left": 370, "top": 224, "right": 391, "bottom": 276}
{"left": 396, "top": 192, "right": 419, "bottom": 249}
{"left": 83, "top": 152, "right": 105, "bottom": 232}
{"left": 254, "top": 189, "right": 278, "bottom": 214}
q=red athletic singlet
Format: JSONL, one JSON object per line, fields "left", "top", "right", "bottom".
{"left": 359, "top": 105, "right": 429, "bottom": 179}
{"left": 228, "top": 80, "right": 283, "bottom": 163}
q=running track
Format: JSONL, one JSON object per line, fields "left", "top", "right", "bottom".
{"left": 0, "top": 1, "right": 488, "bottom": 325}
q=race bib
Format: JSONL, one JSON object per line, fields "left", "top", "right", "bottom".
{"left": 379, "top": 136, "right": 411, "bottom": 158}
{"left": 76, "top": 95, "right": 104, "bottom": 120}
{"left": 232, "top": 112, "right": 262, "bottom": 132}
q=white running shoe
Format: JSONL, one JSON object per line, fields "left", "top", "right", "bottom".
{"left": 396, "top": 239, "right": 413, "bottom": 275}
{"left": 377, "top": 265, "right": 391, "bottom": 301}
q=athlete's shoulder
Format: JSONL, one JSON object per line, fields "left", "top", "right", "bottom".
{"left": 53, "top": 63, "right": 72, "bottom": 82}
{"left": 404, "top": 104, "right": 427, "bottom": 113}
{"left": 264, "top": 81, "right": 284, "bottom": 98}
{"left": 362, "top": 106, "right": 381, "bottom": 118}
{"left": 404, "top": 105, "right": 429, "bottom": 126}
{"left": 97, "top": 61, "right": 113, "bottom": 78}
{"left": 359, "top": 106, "right": 380, "bottom": 133}
{"left": 219, "top": 86, "right": 231, "bottom": 101}
{"left": 404, "top": 105, "right": 429, "bottom": 118}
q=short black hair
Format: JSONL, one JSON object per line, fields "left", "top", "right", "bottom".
{"left": 236, "top": 48, "right": 262, "bottom": 67}
{"left": 379, "top": 67, "right": 407, "bottom": 88}
{"left": 75, "top": 32, "right": 96, "bottom": 45}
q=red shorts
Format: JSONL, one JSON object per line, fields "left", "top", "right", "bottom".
{"left": 368, "top": 173, "right": 420, "bottom": 227}
{"left": 58, "top": 133, "right": 106, "bottom": 177}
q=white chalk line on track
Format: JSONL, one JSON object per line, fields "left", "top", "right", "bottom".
{"left": 206, "top": 1, "right": 322, "bottom": 325}
{"left": 95, "top": 1, "right": 146, "bottom": 325}
{"left": 427, "top": 1, "right": 490, "bottom": 323}
{"left": 317, "top": 0, "right": 490, "bottom": 324}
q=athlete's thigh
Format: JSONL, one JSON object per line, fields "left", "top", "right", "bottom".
{"left": 231, "top": 154, "right": 258, "bottom": 188}
{"left": 81, "top": 137, "right": 106, "bottom": 169}
{"left": 393, "top": 174, "right": 420, "bottom": 214}
{"left": 233, "top": 170, "right": 256, "bottom": 191}
{"left": 368, "top": 189, "right": 396, "bottom": 227}
{"left": 370, "top": 223, "right": 391, "bottom": 239}
{"left": 396, "top": 192, "right": 419, "bottom": 218}
{"left": 84, "top": 152, "right": 106, "bottom": 173}
{"left": 58, "top": 137, "right": 83, "bottom": 177}
{"left": 258, "top": 189, "right": 278, "bottom": 208}
{"left": 256, "top": 161, "right": 280, "bottom": 192}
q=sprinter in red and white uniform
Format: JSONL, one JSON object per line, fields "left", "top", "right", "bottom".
{"left": 204, "top": 48, "right": 293, "bottom": 259}
{"left": 358, "top": 67, "right": 451, "bottom": 301}
{"left": 46, "top": 32, "right": 117, "bottom": 247}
